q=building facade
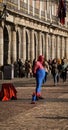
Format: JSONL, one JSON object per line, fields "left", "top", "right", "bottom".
{"left": 0, "top": 0, "right": 68, "bottom": 66}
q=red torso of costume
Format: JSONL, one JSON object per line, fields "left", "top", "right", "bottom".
{"left": 33, "top": 61, "right": 44, "bottom": 74}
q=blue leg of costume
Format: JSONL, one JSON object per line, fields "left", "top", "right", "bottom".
{"left": 36, "top": 69, "right": 45, "bottom": 93}
{"left": 32, "top": 69, "right": 46, "bottom": 102}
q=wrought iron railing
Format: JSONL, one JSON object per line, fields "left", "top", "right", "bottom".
{"left": 34, "top": 8, "right": 39, "bottom": 19}
{"left": 41, "top": 10, "right": 45, "bottom": 20}
{"left": 52, "top": 15, "right": 58, "bottom": 25}
{"left": 29, "top": 5, "right": 33, "bottom": 16}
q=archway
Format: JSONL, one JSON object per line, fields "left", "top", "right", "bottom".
{"left": 3, "top": 26, "right": 9, "bottom": 65}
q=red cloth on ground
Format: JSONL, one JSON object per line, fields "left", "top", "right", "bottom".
{"left": 0, "top": 83, "right": 17, "bottom": 101}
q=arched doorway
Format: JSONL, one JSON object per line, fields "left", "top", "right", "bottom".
{"left": 16, "top": 31, "right": 19, "bottom": 61}
{"left": 3, "top": 26, "right": 9, "bottom": 65}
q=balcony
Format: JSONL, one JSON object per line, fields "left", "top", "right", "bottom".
{"left": 0, "top": 0, "right": 67, "bottom": 28}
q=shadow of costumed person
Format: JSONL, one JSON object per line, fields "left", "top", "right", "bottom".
{"left": 31, "top": 55, "right": 46, "bottom": 104}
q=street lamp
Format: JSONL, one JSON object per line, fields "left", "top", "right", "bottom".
{"left": 0, "top": 4, "right": 8, "bottom": 21}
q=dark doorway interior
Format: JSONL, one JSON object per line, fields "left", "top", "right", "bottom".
{"left": 3, "top": 26, "right": 9, "bottom": 65}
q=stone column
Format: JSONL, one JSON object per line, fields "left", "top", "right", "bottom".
{"left": 42, "top": 33, "right": 45, "bottom": 56}
{"left": 18, "top": 27, "right": 21, "bottom": 59}
{"left": 12, "top": 28, "right": 17, "bottom": 63}
{"left": 0, "top": 26, "right": 3, "bottom": 65}
{"left": 28, "top": 30, "right": 30, "bottom": 60}
{"left": 36, "top": 32, "right": 38, "bottom": 59}
{"left": 56, "top": 35, "right": 60, "bottom": 59}
{"left": 30, "top": 29, "right": 35, "bottom": 62}
{"left": 45, "top": 33, "right": 49, "bottom": 60}
{"left": 20, "top": 28, "right": 23, "bottom": 61}
{"left": 51, "top": 34, "right": 55, "bottom": 59}
{"left": 65, "top": 37, "right": 68, "bottom": 59}
{"left": 61, "top": 37, "right": 65, "bottom": 59}
{"left": 22, "top": 27, "right": 26, "bottom": 62}
{"left": 8, "top": 26, "right": 11, "bottom": 64}
{"left": 38, "top": 31, "right": 42, "bottom": 55}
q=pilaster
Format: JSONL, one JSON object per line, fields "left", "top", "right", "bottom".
{"left": 30, "top": 29, "right": 35, "bottom": 62}
{"left": 45, "top": 33, "right": 49, "bottom": 60}
{"left": 65, "top": 37, "right": 68, "bottom": 59}
{"left": 61, "top": 37, "right": 65, "bottom": 59}
{"left": 0, "top": 26, "right": 3, "bottom": 65}
{"left": 38, "top": 31, "right": 42, "bottom": 55}
{"left": 56, "top": 35, "right": 60, "bottom": 59}
{"left": 51, "top": 35, "right": 55, "bottom": 59}
{"left": 12, "top": 26, "right": 17, "bottom": 63}
{"left": 22, "top": 27, "right": 26, "bottom": 62}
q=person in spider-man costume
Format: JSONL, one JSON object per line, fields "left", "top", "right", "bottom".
{"left": 31, "top": 55, "right": 46, "bottom": 104}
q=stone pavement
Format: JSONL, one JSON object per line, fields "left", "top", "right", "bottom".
{"left": 0, "top": 76, "right": 68, "bottom": 130}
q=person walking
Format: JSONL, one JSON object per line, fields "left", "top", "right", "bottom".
{"left": 43, "top": 60, "right": 49, "bottom": 83}
{"left": 60, "top": 58, "right": 68, "bottom": 82}
{"left": 31, "top": 55, "right": 46, "bottom": 104}
{"left": 51, "top": 58, "right": 59, "bottom": 86}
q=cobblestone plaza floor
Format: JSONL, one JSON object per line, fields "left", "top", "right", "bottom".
{"left": 0, "top": 76, "right": 68, "bottom": 130}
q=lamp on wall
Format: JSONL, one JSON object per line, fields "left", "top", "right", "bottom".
{"left": 0, "top": 4, "right": 8, "bottom": 21}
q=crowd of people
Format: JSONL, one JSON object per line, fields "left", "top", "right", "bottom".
{"left": 13, "top": 56, "right": 68, "bottom": 104}
{"left": 14, "top": 59, "right": 34, "bottom": 78}
{"left": 14, "top": 57, "right": 68, "bottom": 84}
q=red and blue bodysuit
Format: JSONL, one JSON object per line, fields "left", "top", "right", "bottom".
{"left": 31, "top": 55, "right": 46, "bottom": 103}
